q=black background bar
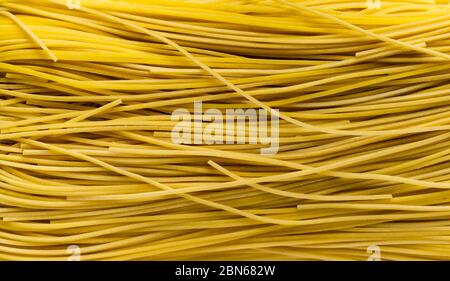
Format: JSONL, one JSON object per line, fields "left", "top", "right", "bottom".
{"left": 0, "top": 261, "right": 448, "bottom": 280}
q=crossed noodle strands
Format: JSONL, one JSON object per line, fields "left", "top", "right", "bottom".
{"left": 0, "top": 0, "right": 449, "bottom": 260}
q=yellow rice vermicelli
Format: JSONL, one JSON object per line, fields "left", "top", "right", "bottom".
{"left": 0, "top": 0, "right": 449, "bottom": 261}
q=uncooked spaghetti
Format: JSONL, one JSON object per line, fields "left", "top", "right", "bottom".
{"left": 0, "top": 0, "right": 449, "bottom": 261}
